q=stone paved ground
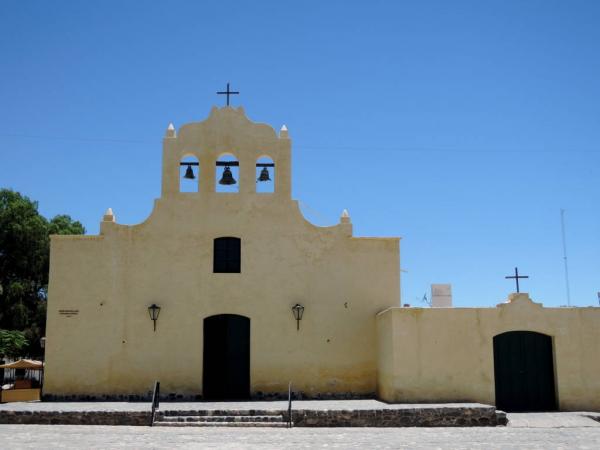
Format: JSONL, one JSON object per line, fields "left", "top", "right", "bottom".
{"left": 508, "top": 412, "right": 600, "bottom": 428}
{"left": 1, "top": 423, "right": 600, "bottom": 449}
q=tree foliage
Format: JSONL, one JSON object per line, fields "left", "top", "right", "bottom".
{"left": 0, "top": 189, "right": 84, "bottom": 356}
{"left": 0, "top": 329, "right": 28, "bottom": 359}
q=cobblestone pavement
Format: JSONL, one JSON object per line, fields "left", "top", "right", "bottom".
{"left": 1, "top": 424, "right": 600, "bottom": 449}
{"left": 507, "top": 412, "right": 600, "bottom": 428}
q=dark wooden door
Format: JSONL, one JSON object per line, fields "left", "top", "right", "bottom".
{"left": 493, "top": 331, "right": 557, "bottom": 412}
{"left": 203, "top": 314, "right": 250, "bottom": 400}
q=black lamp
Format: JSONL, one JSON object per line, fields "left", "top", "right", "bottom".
{"left": 148, "top": 304, "right": 161, "bottom": 332}
{"left": 291, "top": 304, "right": 304, "bottom": 331}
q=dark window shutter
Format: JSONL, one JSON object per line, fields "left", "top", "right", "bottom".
{"left": 214, "top": 237, "right": 241, "bottom": 273}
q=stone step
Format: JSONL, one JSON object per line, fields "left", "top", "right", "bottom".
{"left": 158, "top": 415, "right": 285, "bottom": 423}
{"left": 159, "top": 410, "right": 284, "bottom": 417}
{"left": 153, "top": 421, "right": 290, "bottom": 428}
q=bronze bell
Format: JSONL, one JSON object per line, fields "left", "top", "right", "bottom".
{"left": 218, "top": 166, "right": 236, "bottom": 185}
{"left": 183, "top": 165, "right": 195, "bottom": 180}
{"left": 257, "top": 167, "right": 271, "bottom": 182}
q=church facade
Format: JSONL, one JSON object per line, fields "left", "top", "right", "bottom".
{"left": 45, "top": 106, "right": 400, "bottom": 401}
{"left": 44, "top": 106, "right": 600, "bottom": 411}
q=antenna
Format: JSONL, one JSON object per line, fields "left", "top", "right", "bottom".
{"left": 560, "top": 209, "right": 571, "bottom": 307}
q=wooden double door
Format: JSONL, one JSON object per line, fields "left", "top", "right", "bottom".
{"left": 493, "top": 331, "right": 557, "bottom": 412}
{"left": 203, "top": 314, "right": 250, "bottom": 400}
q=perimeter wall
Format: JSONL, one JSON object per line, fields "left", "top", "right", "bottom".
{"left": 376, "top": 293, "right": 600, "bottom": 411}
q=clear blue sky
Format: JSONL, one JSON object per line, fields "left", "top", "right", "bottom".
{"left": 1, "top": 1, "right": 598, "bottom": 307}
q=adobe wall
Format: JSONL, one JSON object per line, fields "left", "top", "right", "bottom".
{"left": 376, "top": 293, "right": 600, "bottom": 411}
{"left": 44, "top": 107, "right": 401, "bottom": 399}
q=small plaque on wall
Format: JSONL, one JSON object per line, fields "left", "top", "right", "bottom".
{"left": 59, "top": 309, "right": 79, "bottom": 317}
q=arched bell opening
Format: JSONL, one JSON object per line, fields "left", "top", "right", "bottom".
{"left": 215, "top": 153, "right": 239, "bottom": 193}
{"left": 180, "top": 155, "right": 200, "bottom": 192}
{"left": 255, "top": 156, "right": 275, "bottom": 194}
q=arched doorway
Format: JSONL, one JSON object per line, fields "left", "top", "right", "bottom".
{"left": 493, "top": 331, "right": 557, "bottom": 412}
{"left": 203, "top": 314, "right": 250, "bottom": 400}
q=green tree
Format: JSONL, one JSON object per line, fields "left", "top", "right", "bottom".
{"left": 0, "top": 189, "right": 84, "bottom": 356}
{"left": 48, "top": 214, "right": 86, "bottom": 236}
{"left": 0, "top": 329, "right": 28, "bottom": 359}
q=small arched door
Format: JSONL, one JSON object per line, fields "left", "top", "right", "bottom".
{"left": 493, "top": 331, "right": 557, "bottom": 412}
{"left": 203, "top": 314, "right": 250, "bottom": 400}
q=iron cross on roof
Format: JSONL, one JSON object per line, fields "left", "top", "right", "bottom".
{"left": 505, "top": 267, "right": 529, "bottom": 293}
{"left": 216, "top": 82, "right": 239, "bottom": 106}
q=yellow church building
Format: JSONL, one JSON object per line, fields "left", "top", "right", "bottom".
{"left": 44, "top": 106, "right": 600, "bottom": 412}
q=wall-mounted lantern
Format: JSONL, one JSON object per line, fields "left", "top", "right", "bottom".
{"left": 291, "top": 303, "right": 304, "bottom": 331}
{"left": 148, "top": 304, "right": 161, "bottom": 332}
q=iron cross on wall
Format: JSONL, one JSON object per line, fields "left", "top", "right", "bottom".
{"left": 217, "top": 82, "right": 239, "bottom": 106}
{"left": 505, "top": 267, "right": 529, "bottom": 293}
